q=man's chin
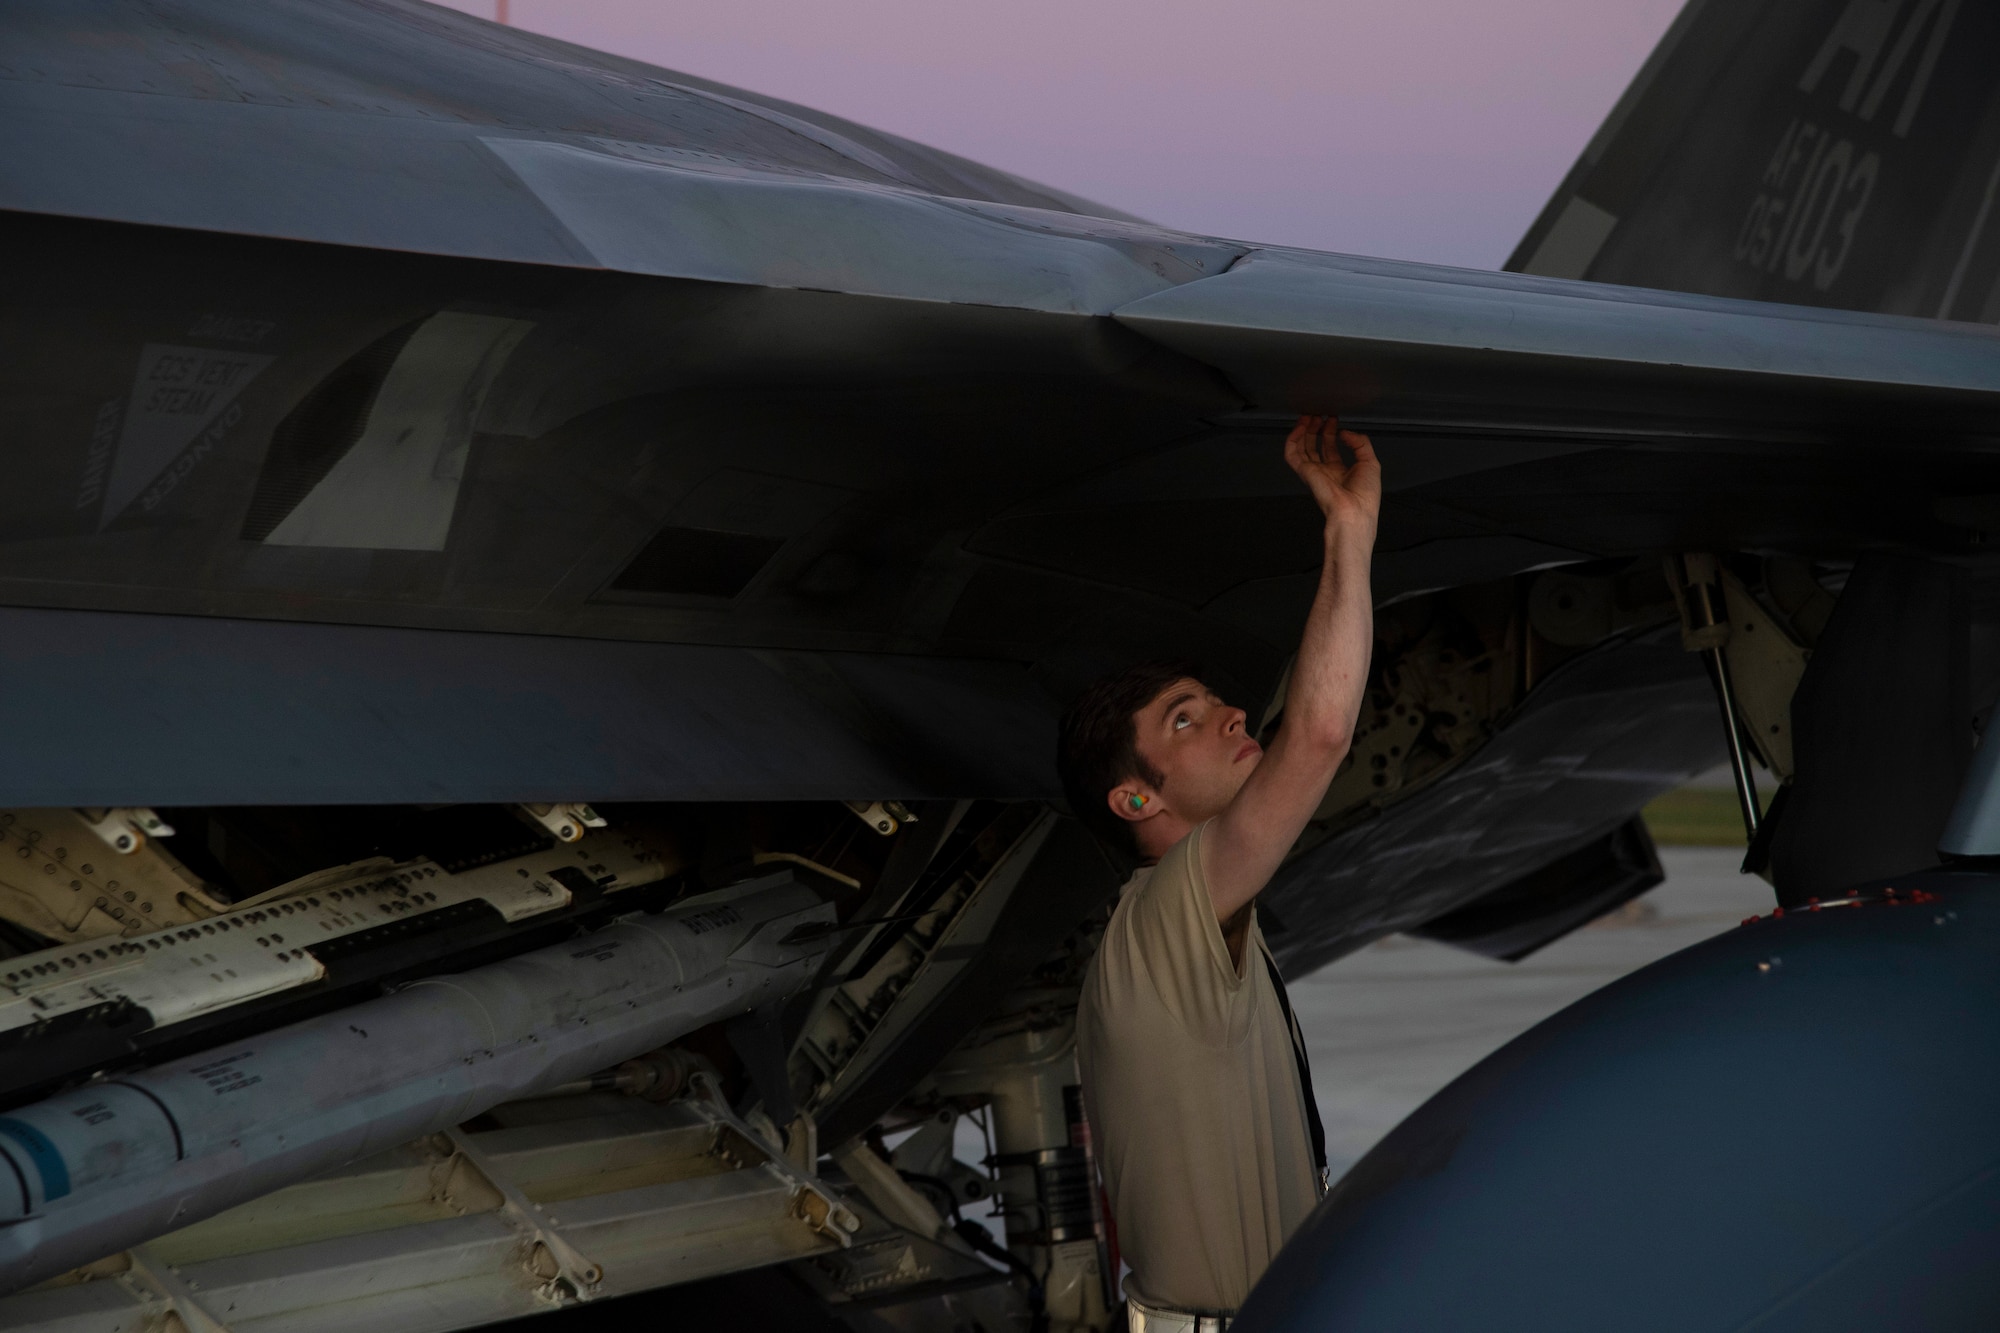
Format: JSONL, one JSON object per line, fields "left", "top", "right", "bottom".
{"left": 1225, "top": 758, "right": 1262, "bottom": 800}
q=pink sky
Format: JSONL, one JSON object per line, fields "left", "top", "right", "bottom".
{"left": 431, "top": 0, "right": 1683, "bottom": 270}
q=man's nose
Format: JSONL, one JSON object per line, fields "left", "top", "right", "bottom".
{"left": 1223, "top": 708, "right": 1245, "bottom": 735}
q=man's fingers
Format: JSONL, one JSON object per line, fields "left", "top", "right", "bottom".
{"left": 1289, "top": 416, "right": 1371, "bottom": 490}
{"left": 1285, "top": 415, "right": 1325, "bottom": 473}
{"left": 1337, "top": 431, "right": 1383, "bottom": 511}
{"left": 1285, "top": 416, "right": 1316, "bottom": 457}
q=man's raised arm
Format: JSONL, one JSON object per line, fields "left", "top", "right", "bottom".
{"left": 1200, "top": 416, "right": 1380, "bottom": 923}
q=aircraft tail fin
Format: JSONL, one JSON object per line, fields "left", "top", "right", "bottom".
{"left": 1507, "top": 0, "right": 2000, "bottom": 321}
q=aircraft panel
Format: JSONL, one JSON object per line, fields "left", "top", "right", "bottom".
{"left": 1262, "top": 626, "right": 1722, "bottom": 976}
{"left": 1115, "top": 250, "right": 2000, "bottom": 428}
{"left": 0, "top": 605, "right": 1060, "bottom": 805}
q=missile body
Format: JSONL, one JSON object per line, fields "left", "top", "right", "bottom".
{"left": 0, "top": 872, "right": 833, "bottom": 1292}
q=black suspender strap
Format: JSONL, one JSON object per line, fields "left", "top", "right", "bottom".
{"left": 1260, "top": 944, "right": 1328, "bottom": 1190}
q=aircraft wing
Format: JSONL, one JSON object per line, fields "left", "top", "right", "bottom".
{"left": 3, "top": 0, "right": 1999, "bottom": 960}
{"left": 1116, "top": 248, "right": 2000, "bottom": 433}
{"left": 5, "top": 15, "right": 2000, "bottom": 807}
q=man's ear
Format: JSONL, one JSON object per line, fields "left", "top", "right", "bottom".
{"left": 1108, "top": 783, "right": 1157, "bottom": 826}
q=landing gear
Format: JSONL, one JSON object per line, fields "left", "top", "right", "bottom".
{"left": 1670, "top": 554, "right": 1764, "bottom": 844}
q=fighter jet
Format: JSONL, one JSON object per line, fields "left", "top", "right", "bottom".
{"left": 1, "top": 0, "right": 1998, "bottom": 1328}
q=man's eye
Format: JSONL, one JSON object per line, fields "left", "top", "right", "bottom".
{"left": 1173, "top": 715, "right": 1191, "bottom": 730}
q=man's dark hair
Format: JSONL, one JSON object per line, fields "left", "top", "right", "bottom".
{"left": 1056, "top": 659, "right": 1204, "bottom": 855}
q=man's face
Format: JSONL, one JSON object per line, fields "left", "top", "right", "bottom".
{"left": 1129, "top": 678, "right": 1263, "bottom": 823}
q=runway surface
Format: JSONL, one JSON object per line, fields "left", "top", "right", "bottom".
{"left": 1291, "top": 845, "right": 1773, "bottom": 1181}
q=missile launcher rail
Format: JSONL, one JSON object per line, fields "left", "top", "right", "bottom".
{"left": 0, "top": 870, "right": 840, "bottom": 1290}
{"left": 0, "top": 830, "right": 676, "bottom": 1106}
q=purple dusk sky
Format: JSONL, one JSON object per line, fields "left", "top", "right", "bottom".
{"left": 432, "top": 0, "right": 1684, "bottom": 270}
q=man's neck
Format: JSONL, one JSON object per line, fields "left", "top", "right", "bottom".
{"left": 1134, "top": 811, "right": 1196, "bottom": 864}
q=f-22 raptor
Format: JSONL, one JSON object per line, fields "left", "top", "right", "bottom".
{"left": 3, "top": 1, "right": 2000, "bottom": 1329}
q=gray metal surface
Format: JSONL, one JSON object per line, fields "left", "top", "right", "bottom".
{"left": 1241, "top": 867, "right": 2000, "bottom": 1332}
{"left": 0, "top": 0, "right": 1134, "bottom": 267}
{"left": 1117, "top": 248, "right": 2000, "bottom": 424}
{"left": 1510, "top": 0, "right": 2000, "bottom": 320}
{"left": 0, "top": 606, "right": 1060, "bottom": 804}
{"left": 1766, "top": 553, "right": 1971, "bottom": 899}
{"left": 0, "top": 871, "right": 834, "bottom": 1291}
{"left": 0, "top": 0, "right": 1995, "bottom": 821}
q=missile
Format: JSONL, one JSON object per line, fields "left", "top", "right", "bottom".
{"left": 0, "top": 870, "right": 834, "bottom": 1293}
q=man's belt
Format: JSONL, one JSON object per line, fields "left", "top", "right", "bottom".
{"left": 1128, "top": 1293, "right": 1233, "bottom": 1332}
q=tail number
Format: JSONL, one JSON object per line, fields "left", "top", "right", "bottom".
{"left": 1733, "top": 118, "right": 1880, "bottom": 292}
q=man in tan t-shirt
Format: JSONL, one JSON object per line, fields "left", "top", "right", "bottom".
{"left": 1059, "top": 416, "right": 1379, "bottom": 1329}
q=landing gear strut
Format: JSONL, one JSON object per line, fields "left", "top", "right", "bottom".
{"left": 1671, "top": 554, "right": 1762, "bottom": 842}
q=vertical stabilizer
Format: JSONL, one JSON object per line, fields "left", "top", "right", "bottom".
{"left": 1509, "top": 0, "right": 2000, "bottom": 320}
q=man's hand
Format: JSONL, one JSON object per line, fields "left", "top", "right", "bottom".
{"left": 1285, "top": 416, "right": 1381, "bottom": 536}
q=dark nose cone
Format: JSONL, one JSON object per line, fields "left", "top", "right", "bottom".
{"left": 1238, "top": 871, "right": 2000, "bottom": 1333}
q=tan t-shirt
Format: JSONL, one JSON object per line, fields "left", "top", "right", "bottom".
{"left": 1077, "top": 822, "right": 1321, "bottom": 1314}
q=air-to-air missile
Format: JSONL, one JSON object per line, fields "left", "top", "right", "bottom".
{"left": 0, "top": 872, "right": 835, "bottom": 1291}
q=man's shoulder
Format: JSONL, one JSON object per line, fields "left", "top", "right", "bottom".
{"left": 1123, "top": 825, "right": 1209, "bottom": 915}
{"left": 1098, "top": 853, "right": 1180, "bottom": 953}
{"left": 1090, "top": 825, "right": 1228, "bottom": 999}
{"left": 1130, "top": 824, "right": 1206, "bottom": 887}
{"left": 1085, "top": 867, "right": 1152, "bottom": 993}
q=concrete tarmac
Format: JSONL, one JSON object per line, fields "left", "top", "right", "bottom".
{"left": 1291, "top": 846, "right": 1773, "bottom": 1181}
